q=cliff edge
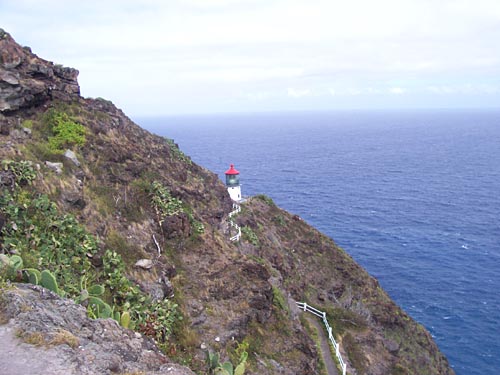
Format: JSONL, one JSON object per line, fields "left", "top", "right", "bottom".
{"left": 0, "top": 29, "right": 454, "bottom": 375}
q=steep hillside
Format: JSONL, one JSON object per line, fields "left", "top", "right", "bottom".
{"left": 0, "top": 29, "right": 454, "bottom": 375}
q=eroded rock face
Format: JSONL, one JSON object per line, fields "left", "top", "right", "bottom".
{"left": 0, "top": 29, "right": 79, "bottom": 113}
{"left": 0, "top": 284, "right": 195, "bottom": 375}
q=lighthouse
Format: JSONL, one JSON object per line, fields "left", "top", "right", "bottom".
{"left": 225, "top": 164, "right": 242, "bottom": 202}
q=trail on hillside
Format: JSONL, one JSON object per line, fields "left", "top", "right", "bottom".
{"left": 306, "top": 315, "right": 339, "bottom": 375}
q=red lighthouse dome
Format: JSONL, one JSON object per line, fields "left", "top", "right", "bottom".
{"left": 225, "top": 164, "right": 239, "bottom": 175}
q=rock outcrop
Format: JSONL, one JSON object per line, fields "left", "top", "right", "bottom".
{"left": 0, "top": 284, "right": 195, "bottom": 375}
{"left": 0, "top": 28, "right": 79, "bottom": 114}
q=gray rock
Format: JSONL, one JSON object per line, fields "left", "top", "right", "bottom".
{"left": 135, "top": 259, "right": 153, "bottom": 270}
{"left": 384, "top": 338, "right": 400, "bottom": 353}
{"left": 45, "top": 161, "right": 63, "bottom": 174}
{"left": 0, "top": 284, "right": 195, "bottom": 375}
{"left": 64, "top": 149, "right": 80, "bottom": 166}
{"left": 0, "top": 70, "right": 19, "bottom": 85}
{"left": 0, "top": 30, "right": 80, "bottom": 114}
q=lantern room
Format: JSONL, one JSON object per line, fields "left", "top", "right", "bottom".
{"left": 225, "top": 164, "right": 242, "bottom": 201}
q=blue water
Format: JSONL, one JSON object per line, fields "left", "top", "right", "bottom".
{"left": 136, "top": 110, "right": 500, "bottom": 375}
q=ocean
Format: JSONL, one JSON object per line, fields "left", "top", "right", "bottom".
{"left": 136, "top": 110, "right": 500, "bottom": 375}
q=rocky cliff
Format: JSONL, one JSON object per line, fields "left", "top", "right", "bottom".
{"left": 0, "top": 29, "right": 79, "bottom": 114}
{"left": 0, "top": 29, "right": 454, "bottom": 375}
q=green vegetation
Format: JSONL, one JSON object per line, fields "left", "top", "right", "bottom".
{"left": 165, "top": 138, "right": 191, "bottom": 164}
{"left": 149, "top": 180, "right": 204, "bottom": 236}
{"left": 272, "top": 286, "right": 289, "bottom": 313}
{"left": 273, "top": 214, "right": 286, "bottom": 226}
{"left": 22, "top": 119, "right": 33, "bottom": 129}
{"left": 42, "top": 109, "right": 86, "bottom": 153}
{"left": 299, "top": 315, "right": 328, "bottom": 375}
{"left": 190, "top": 217, "right": 205, "bottom": 235}
{"left": 324, "top": 306, "right": 368, "bottom": 336}
{"left": 1, "top": 160, "right": 36, "bottom": 187}
{"left": 206, "top": 345, "right": 248, "bottom": 375}
{"left": 255, "top": 194, "right": 275, "bottom": 207}
{"left": 241, "top": 226, "right": 259, "bottom": 246}
{"left": 150, "top": 181, "right": 184, "bottom": 223}
{"left": 0, "top": 160, "right": 180, "bottom": 349}
{"left": 40, "top": 270, "right": 60, "bottom": 295}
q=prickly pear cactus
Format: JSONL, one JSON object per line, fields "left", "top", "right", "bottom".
{"left": 120, "top": 311, "right": 131, "bottom": 329}
{"left": 40, "top": 270, "right": 59, "bottom": 295}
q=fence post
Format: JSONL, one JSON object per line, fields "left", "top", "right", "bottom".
{"left": 303, "top": 302, "right": 307, "bottom": 311}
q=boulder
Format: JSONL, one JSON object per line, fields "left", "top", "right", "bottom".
{"left": 0, "top": 284, "right": 195, "bottom": 375}
{"left": 64, "top": 149, "right": 80, "bottom": 166}
{"left": 135, "top": 259, "right": 153, "bottom": 270}
{"left": 45, "top": 161, "right": 63, "bottom": 175}
{"left": 161, "top": 212, "right": 191, "bottom": 239}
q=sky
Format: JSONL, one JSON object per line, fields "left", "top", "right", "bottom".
{"left": 1, "top": 0, "right": 500, "bottom": 116}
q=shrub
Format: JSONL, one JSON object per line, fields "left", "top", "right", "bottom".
{"left": 241, "top": 226, "right": 259, "bottom": 247}
{"left": 255, "top": 194, "right": 275, "bottom": 207}
{"left": 42, "top": 109, "right": 86, "bottom": 153}
{"left": 1, "top": 160, "right": 36, "bottom": 187}
{"left": 272, "top": 286, "right": 289, "bottom": 313}
{"left": 150, "top": 181, "right": 184, "bottom": 225}
{"left": 1, "top": 169, "right": 181, "bottom": 352}
{"left": 165, "top": 138, "right": 191, "bottom": 164}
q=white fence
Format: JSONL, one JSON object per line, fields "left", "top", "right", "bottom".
{"left": 228, "top": 203, "right": 241, "bottom": 242}
{"left": 297, "top": 301, "right": 347, "bottom": 375}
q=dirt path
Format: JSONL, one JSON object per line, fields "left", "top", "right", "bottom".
{"left": 306, "top": 315, "right": 339, "bottom": 375}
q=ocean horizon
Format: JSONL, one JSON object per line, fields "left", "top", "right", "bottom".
{"left": 136, "top": 109, "right": 500, "bottom": 375}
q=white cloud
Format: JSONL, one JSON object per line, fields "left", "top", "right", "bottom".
{"left": 389, "top": 87, "right": 407, "bottom": 95}
{"left": 426, "top": 84, "right": 500, "bottom": 95}
{"left": 245, "top": 91, "right": 272, "bottom": 101}
{"left": 287, "top": 88, "right": 312, "bottom": 98}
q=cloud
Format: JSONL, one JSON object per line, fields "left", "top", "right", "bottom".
{"left": 389, "top": 87, "right": 407, "bottom": 95}
{"left": 245, "top": 91, "right": 272, "bottom": 101}
{"left": 287, "top": 88, "right": 312, "bottom": 98}
{"left": 426, "top": 84, "right": 500, "bottom": 95}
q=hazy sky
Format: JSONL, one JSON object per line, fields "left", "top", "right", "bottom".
{"left": 2, "top": 0, "right": 500, "bottom": 116}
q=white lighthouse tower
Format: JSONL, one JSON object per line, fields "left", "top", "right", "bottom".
{"left": 225, "top": 164, "right": 242, "bottom": 202}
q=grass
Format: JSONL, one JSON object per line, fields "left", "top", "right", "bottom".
{"left": 272, "top": 286, "right": 289, "bottom": 313}
{"left": 105, "top": 229, "right": 143, "bottom": 268}
{"left": 300, "top": 314, "right": 328, "bottom": 375}
{"left": 0, "top": 278, "right": 11, "bottom": 325}
{"left": 254, "top": 194, "right": 276, "bottom": 207}
{"left": 17, "top": 330, "right": 46, "bottom": 346}
{"left": 49, "top": 329, "right": 79, "bottom": 349}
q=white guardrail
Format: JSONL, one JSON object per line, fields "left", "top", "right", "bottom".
{"left": 228, "top": 203, "right": 241, "bottom": 242}
{"left": 297, "top": 302, "right": 347, "bottom": 375}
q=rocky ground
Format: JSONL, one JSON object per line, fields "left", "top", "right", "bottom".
{"left": 0, "top": 284, "right": 194, "bottom": 375}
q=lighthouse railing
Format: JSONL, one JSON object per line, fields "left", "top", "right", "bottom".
{"left": 229, "top": 203, "right": 241, "bottom": 241}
